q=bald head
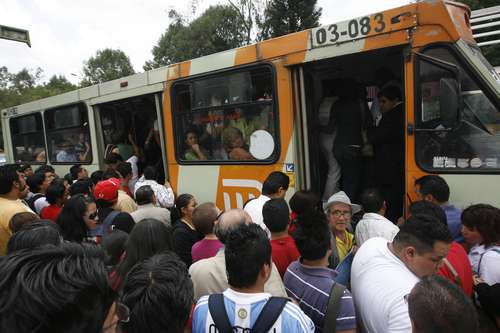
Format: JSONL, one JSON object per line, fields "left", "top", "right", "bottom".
{"left": 215, "top": 209, "right": 252, "bottom": 244}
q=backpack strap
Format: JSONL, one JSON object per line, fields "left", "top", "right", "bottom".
{"left": 251, "top": 297, "right": 288, "bottom": 333}
{"left": 208, "top": 294, "right": 233, "bottom": 333}
{"left": 89, "top": 210, "right": 120, "bottom": 237}
{"left": 443, "top": 258, "right": 462, "bottom": 287}
{"left": 478, "top": 247, "right": 500, "bottom": 274}
{"left": 102, "top": 210, "right": 121, "bottom": 233}
{"left": 323, "top": 282, "right": 346, "bottom": 333}
{"left": 27, "top": 193, "right": 44, "bottom": 212}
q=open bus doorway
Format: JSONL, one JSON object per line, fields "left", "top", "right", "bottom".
{"left": 96, "top": 93, "right": 166, "bottom": 183}
{"left": 299, "top": 46, "right": 406, "bottom": 223}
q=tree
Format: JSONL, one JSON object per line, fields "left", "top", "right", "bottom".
{"left": 80, "top": 48, "right": 135, "bottom": 87}
{"left": 44, "top": 75, "right": 77, "bottom": 94}
{"left": 144, "top": 5, "right": 247, "bottom": 70}
{"left": 258, "top": 0, "right": 321, "bottom": 39}
{"left": 0, "top": 67, "right": 75, "bottom": 110}
{"left": 225, "top": 0, "right": 266, "bottom": 45}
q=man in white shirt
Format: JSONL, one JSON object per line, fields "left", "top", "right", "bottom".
{"left": 134, "top": 166, "right": 174, "bottom": 209}
{"left": 244, "top": 171, "right": 289, "bottom": 233}
{"left": 355, "top": 188, "right": 399, "bottom": 246}
{"left": 351, "top": 215, "right": 452, "bottom": 333}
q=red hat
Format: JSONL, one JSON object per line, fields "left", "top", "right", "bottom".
{"left": 94, "top": 178, "right": 120, "bottom": 202}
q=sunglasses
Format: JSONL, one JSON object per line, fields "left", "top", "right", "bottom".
{"left": 87, "top": 211, "right": 98, "bottom": 220}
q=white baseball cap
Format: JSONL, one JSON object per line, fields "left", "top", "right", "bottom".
{"left": 325, "top": 191, "right": 361, "bottom": 214}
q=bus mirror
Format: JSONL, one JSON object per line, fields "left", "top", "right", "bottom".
{"left": 440, "top": 78, "right": 460, "bottom": 128}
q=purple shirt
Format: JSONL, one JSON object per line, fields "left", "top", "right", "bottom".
{"left": 191, "top": 238, "right": 224, "bottom": 263}
{"left": 283, "top": 261, "right": 356, "bottom": 332}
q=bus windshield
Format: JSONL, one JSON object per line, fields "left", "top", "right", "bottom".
{"left": 458, "top": 39, "right": 500, "bottom": 95}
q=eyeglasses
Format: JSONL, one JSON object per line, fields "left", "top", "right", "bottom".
{"left": 87, "top": 211, "right": 98, "bottom": 220}
{"left": 330, "top": 210, "right": 352, "bottom": 218}
{"left": 116, "top": 301, "right": 130, "bottom": 323}
{"left": 217, "top": 210, "right": 225, "bottom": 220}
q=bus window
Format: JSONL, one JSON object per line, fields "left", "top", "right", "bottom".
{"left": 173, "top": 65, "right": 278, "bottom": 163}
{"left": 45, "top": 104, "right": 91, "bottom": 164}
{"left": 10, "top": 113, "right": 46, "bottom": 163}
{"left": 416, "top": 46, "right": 500, "bottom": 171}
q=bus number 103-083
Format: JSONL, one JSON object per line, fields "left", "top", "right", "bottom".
{"left": 314, "top": 13, "right": 386, "bottom": 46}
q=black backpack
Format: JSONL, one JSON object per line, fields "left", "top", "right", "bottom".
{"left": 208, "top": 294, "right": 288, "bottom": 333}
{"left": 26, "top": 193, "right": 45, "bottom": 213}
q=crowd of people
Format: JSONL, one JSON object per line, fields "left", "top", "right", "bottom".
{"left": 0, "top": 157, "right": 499, "bottom": 333}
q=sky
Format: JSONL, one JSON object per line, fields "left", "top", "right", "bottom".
{"left": 0, "top": 0, "right": 410, "bottom": 84}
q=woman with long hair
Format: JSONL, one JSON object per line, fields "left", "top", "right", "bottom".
{"left": 56, "top": 194, "right": 97, "bottom": 242}
{"left": 172, "top": 193, "right": 203, "bottom": 267}
{"left": 109, "top": 218, "right": 173, "bottom": 290}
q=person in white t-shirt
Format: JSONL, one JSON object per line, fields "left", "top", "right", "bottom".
{"left": 355, "top": 188, "right": 399, "bottom": 246}
{"left": 244, "top": 171, "right": 289, "bottom": 235}
{"left": 462, "top": 204, "right": 500, "bottom": 285}
{"left": 192, "top": 223, "right": 314, "bottom": 333}
{"left": 351, "top": 215, "right": 452, "bottom": 333}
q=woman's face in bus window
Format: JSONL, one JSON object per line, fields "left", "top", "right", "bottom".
{"left": 83, "top": 202, "right": 98, "bottom": 230}
{"left": 230, "top": 133, "right": 244, "bottom": 149}
{"left": 378, "top": 96, "right": 398, "bottom": 113}
{"left": 185, "top": 132, "right": 198, "bottom": 147}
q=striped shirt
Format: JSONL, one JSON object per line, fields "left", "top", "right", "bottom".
{"left": 283, "top": 261, "right": 356, "bottom": 332}
{"left": 192, "top": 288, "right": 315, "bottom": 333}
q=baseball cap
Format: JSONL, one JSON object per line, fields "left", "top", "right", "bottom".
{"left": 94, "top": 177, "right": 120, "bottom": 202}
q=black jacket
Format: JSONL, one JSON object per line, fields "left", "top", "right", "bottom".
{"left": 367, "top": 103, "right": 404, "bottom": 186}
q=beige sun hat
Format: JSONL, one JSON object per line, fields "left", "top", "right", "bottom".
{"left": 325, "top": 191, "right": 361, "bottom": 214}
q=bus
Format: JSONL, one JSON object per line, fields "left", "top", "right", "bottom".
{"left": 2, "top": 0, "right": 499, "bottom": 214}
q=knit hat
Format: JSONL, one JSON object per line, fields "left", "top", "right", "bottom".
{"left": 93, "top": 178, "right": 120, "bottom": 202}
{"left": 325, "top": 191, "right": 361, "bottom": 214}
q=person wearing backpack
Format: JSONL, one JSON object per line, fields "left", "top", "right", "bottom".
{"left": 26, "top": 171, "right": 53, "bottom": 214}
{"left": 284, "top": 210, "right": 356, "bottom": 333}
{"left": 192, "top": 223, "right": 314, "bottom": 333}
{"left": 93, "top": 178, "right": 135, "bottom": 241}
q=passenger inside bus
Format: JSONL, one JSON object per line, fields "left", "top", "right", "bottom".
{"left": 367, "top": 85, "right": 405, "bottom": 222}
{"left": 99, "top": 94, "right": 165, "bottom": 184}
{"left": 183, "top": 129, "right": 208, "bottom": 161}
{"left": 307, "top": 46, "right": 405, "bottom": 222}
{"left": 222, "top": 126, "right": 254, "bottom": 161}
{"left": 331, "top": 79, "right": 371, "bottom": 202}
{"left": 56, "top": 141, "right": 79, "bottom": 163}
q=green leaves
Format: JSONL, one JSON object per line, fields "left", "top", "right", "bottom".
{"left": 0, "top": 68, "right": 76, "bottom": 110}
{"left": 143, "top": 5, "right": 247, "bottom": 70}
{"left": 80, "top": 48, "right": 135, "bottom": 87}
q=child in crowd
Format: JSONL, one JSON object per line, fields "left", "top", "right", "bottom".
{"left": 263, "top": 198, "right": 300, "bottom": 278}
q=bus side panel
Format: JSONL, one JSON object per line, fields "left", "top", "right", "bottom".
{"left": 162, "top": 81, "right": 180, "bottom": 192}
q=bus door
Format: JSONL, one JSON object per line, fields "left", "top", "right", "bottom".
{"left": 295, "top": 46, "right": 408, "bottom": 220}
{"left": 95, "top": 93, "right": 167, "bottom": 182}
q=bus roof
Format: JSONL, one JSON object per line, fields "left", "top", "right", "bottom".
{"left": 2, "top": 0, "right": 473, "bottom": 118}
